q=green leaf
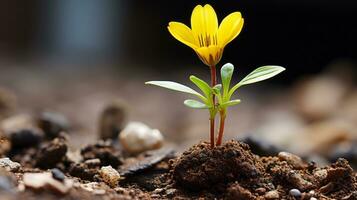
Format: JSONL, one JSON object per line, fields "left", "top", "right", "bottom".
{"left": 238, "top": 66, "right": 285, "bottom": 86}
{"left": 212, "top": 84, "right": 222, "bottom": 95}
{"left": 221, "top": 99, "right": 241, "bottom": 107}
{"left": 189, "top": 75, "right": 212, "bottom": 98}
{"left": 229, "top": 66, "right": 285, "bottom": 98}
{"left": 145, "top": 81, "right": 204, "bottom": 98}
{"left": 221, "top": 63, "right": 234, "bottom": 96}
{"left": 184, "top": 99, "right": 209, "bottom": 109}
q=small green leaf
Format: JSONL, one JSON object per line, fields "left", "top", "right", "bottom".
{"left": 229, "top": 66, "right": 285, "bottom": 98}
{"left": 189, "top": 75, "right": 211, "bottom": 98}
{"left": 238, "top": 66, "right": 285, "bottom": 86}
{"left": 221, "top": 99, "right": 241, "bottom": 107}
{"left": 221, "top": 63, "right": 234, "bottom": 96}
{"left": 212, "top": 84, "right": 222, "bottom": 95}
{"left": 145, "top": 81, "right": 204, "bottom": 98}
{"left": 184, "top": 99, "right": 209, "bottom": 109}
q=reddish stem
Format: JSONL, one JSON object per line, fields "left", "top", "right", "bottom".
{"left": 216, "top": 111, "right": 226, "bottom": 146}
{"left": 209, "top": 65, "right": 217, "bottom": 148}
{"left": 209, "top": 118, "right": 215, "bottom": 148}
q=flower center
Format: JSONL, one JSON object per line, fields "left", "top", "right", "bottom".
{"left": 197, "top": 34, "right": 218, "bottom": 47}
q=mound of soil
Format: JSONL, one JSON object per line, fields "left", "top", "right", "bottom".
{"left": 169, "top": 140, "right": 357, "bottom": 199}
{"left": 172, "top": 140, "right": 265, "bottom": 190}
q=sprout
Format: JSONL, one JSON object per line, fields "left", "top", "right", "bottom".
{"left": 146, "top": 4, "right": 285, "bottom": 148}
{"left": 146, "top": 64, "right": 285, "bottom": 146}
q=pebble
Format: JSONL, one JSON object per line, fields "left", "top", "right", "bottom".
{"left": 51, "top": 168, "right": 65, "bottom": 182}
{"left": 99, "top": 166, "right": 121, "bottom": 187}
{"left": 153, "top": 188, "right": 164, "bottom": 194}
{"left": 0, "top": 114, "right": 44, "bottom": 148}
{"left": 289, "top": 188, "right": 301, "bottom": 198}
{"left": 278, "top": 152, "right": 306, "bottom": 169}
{"left": 23, "top": 172, "right": 73, "bottom": 194}
{"left": 119, "top": 122, "right": 164, "bottom": 154}
{"left": 99, "top": 100, "right": 127, "bottom": 140}
{"left": 38, "top": 112, "right": 69, "bottom": 139}
{"left": 165, "top": 188, "right": 177, "bottom": 197}
{"left": 84, "top": 158, "right": 101, "bottom": 168}
{"left": 80, "top": 182, "right": 106, "bottom": 195}
{"left": 265, "top": 190, "right": 279, "bottom": 199}
{"left": 0, "top": 158, "right": 21, "bottom": 172}
{"left": 0, "top": 170, "right": 15, "bottom": 192}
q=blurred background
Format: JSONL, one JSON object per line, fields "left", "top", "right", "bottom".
{"left": 0, "top": 1, "right": 357, "bottom": 166}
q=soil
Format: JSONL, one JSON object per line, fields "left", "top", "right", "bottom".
{"left": 1, "top": 134, "right": 356, "bottom": 199}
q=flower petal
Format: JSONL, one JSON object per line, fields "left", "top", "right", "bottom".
{"left": 168, "top": 22, "right": 198, "bottom": 49}
{"left": 191, "top": 4, "right": 218, "bottom": 45}
{"left": 195, "top": 46, "right": 223, "bottom": 66}
{"left": 218, "top": 12, "right": 244, "bottom": 47}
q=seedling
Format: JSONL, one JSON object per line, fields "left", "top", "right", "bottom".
{"left": 146, "top": 4, "right": 285, "bottom": 148}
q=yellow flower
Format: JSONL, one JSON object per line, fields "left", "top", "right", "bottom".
{"left": 168, "top": 4, "right": 244, "bottom": 67}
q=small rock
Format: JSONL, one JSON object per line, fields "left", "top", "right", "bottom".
{"left": 66, "top": 150, "right": 82, "bottom": 164}
{"left": 99, "top": 166, "right": 121, "bottom": 187}
{"left": 119, "top": 122, "right": 164, "bottom": 154}
{"left": 51, "top": 168, "right": 65, "bottom": 182}
{"left": 0, "top": 158, "right": 21, "bottom": 172}
{"left": 0, "top": 169, "right": 15, "bottom": 192}
{"left": 289, "top": 188, "right": 301, "bottom": 198}
{"left": 36, "top": 137, "right": 68, "bottom": 169}
{"left": 38, "top": 112, "right": 70, "bottom": 139}
{"left": 153, "top": 188, "right": 164, "bottom": 194}
{"left": 165, "top": 188, "right": 177, "bottom": 197}
{"left": 0, "top": 114, "right": 44, "bottom": 148}
{"left": 278, "top": 152, "right": 307, "bottom": 169}
{"left": 80, "top": 182, "right": 107, "bottom": 195}
{"left": 23, "top": 172, "right": 73, "bottom": 194}
{"left": 99, "top": 100, "right": 127, "bottom": 140}
{"left": 84, "top": 158, "right": 101, "bottom": 168}
{"left": 265, "top": 190, "right": 279, "bottom": 199}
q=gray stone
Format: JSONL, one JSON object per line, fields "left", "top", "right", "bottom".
{"left": 0, "top": 158, "right": 21, "bottom": 172}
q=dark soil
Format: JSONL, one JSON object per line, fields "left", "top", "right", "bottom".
{"left": 172, "top": 141, "right": 265, "bottom": 190}
{"left": 1, "top": 135, "right": 356, "bottom": 199}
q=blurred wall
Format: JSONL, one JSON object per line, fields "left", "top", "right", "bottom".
{"left": 0, "top": 0, "right": 356, "bottom": 80}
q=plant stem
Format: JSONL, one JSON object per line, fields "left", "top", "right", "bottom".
{"left": 216, "top": 110, "right": 226, "bottom": 146}
{"left": 209, "top": 65, "right": 217, "bottom": 148}
{"left": 209, "top": 117, "right": 215, "bottom": 148}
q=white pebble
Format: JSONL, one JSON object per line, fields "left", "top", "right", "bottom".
{"left": 0, "top": 158, "right": 21, "bottom": 172}
{"left": 99, "top": 166, "right": 120, "bottom": 187}
{"left": 119, "top": 122, "right": 163, "bottom": 154}
{"left": 23, "top": 172, "right": 72, "bottom": 194}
